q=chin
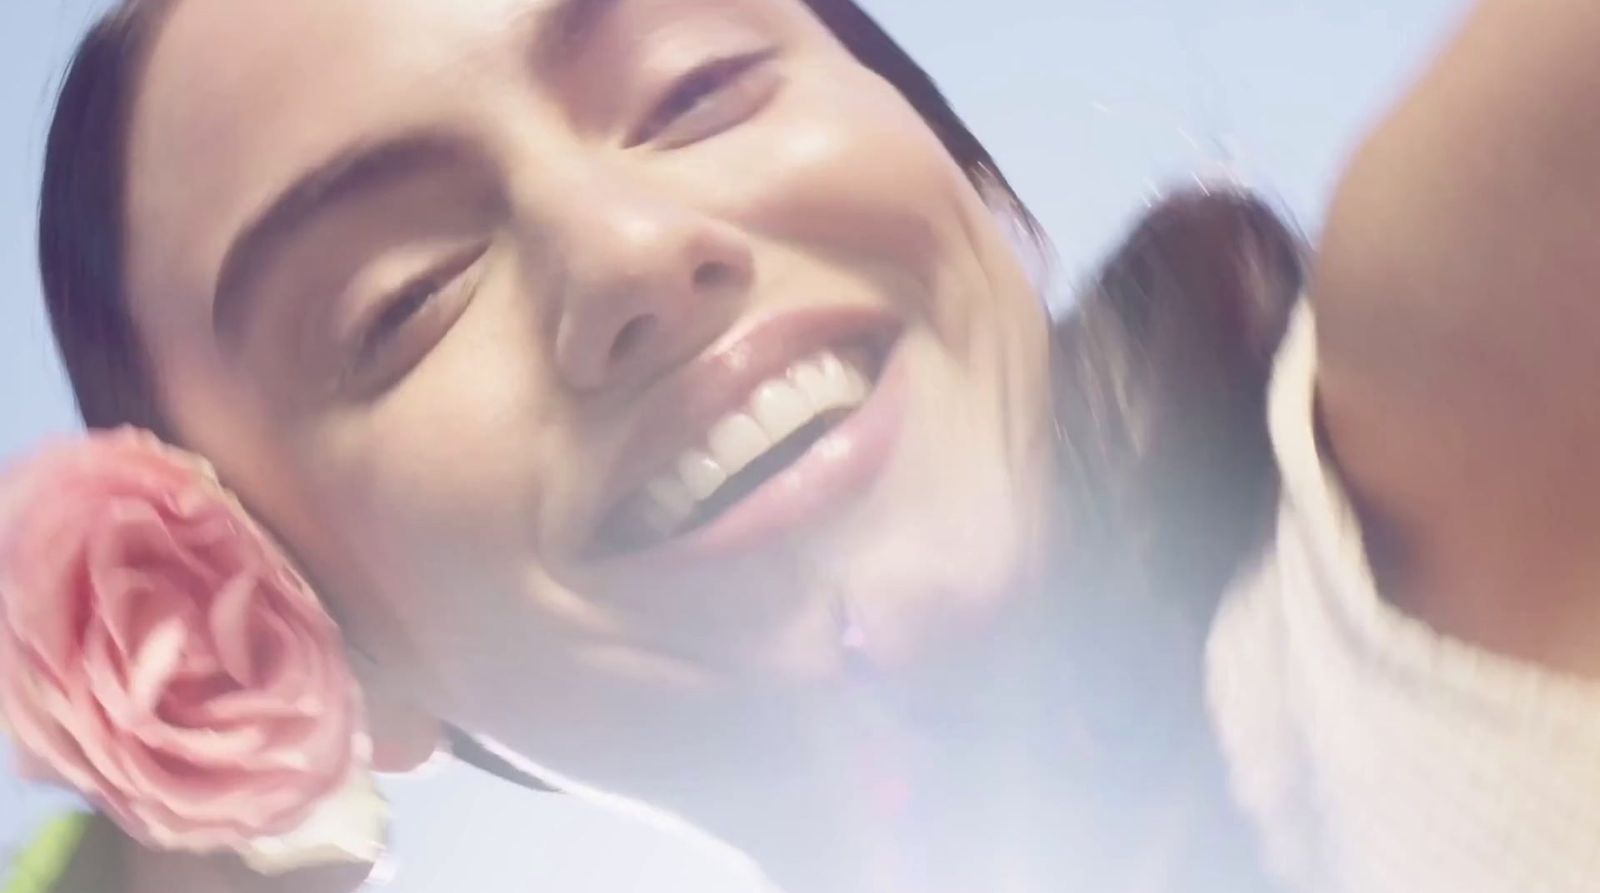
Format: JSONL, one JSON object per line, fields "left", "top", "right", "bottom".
{"left": 831, "top": 425, "right": 1051, "bottom": 676}
{"left": 824, "top": 500, "right": 1042, "bottom": 676}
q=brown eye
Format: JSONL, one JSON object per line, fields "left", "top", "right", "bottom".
{"left": 630, "top": 50, "right": 779, "bottom": 149}
{"left": 343, "top": 247, "right": 485, "bottom": 394}
{"left": 358, "top": 271, "right": 453, "bottom": 362}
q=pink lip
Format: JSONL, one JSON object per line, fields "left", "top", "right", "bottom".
{"left": 592, "top": 307, "right": 908, "bottom": 566}
{"left": 663, "top": 341, "right": 907, "bottom": 563}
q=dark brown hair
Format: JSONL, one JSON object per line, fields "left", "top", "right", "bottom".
{"left": 35, "top": 1, "right": 1299, "bottom": 889}
{"left": 38, "top": 0, "right": 169, "bottom": 438}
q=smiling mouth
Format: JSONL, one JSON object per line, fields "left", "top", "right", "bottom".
{"left": 598, "top": 336, "right": 893, "bottom": 556}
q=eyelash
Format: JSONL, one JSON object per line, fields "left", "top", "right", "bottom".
{"left": 347, "top": 250, "right": 483, "bottom": 383}
{"left": 629, "top": 50, "right": 776, "bottom": 148}
{"left": 360, "top": 276, "right": 443, "bottom": 357}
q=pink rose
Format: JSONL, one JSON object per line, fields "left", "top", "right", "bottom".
{"left": 0, "top": 428, "right": 367, "bottom": 853}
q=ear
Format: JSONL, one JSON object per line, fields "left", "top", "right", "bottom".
{"left": 351, "top": 655, "right": 444, "bottom": 774}
{"left": 367, "top": 692, "right": 445, "bottom": 775}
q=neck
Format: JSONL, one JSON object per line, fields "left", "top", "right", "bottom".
{"left": 557, "top": 573, "right": 1221, "bottom": 893}
{"left": 474, "top": 491, "right": 1237, "bottom": 892}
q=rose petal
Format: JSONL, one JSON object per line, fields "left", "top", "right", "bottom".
{"left": 65, "top": 679, "right": 128, "bottom": 781}
{"left": 127, "top": 714, "right": 269, "bottom": 769}
{"left": 245, "top": 604, "right": 305, "bottom": 700}
{"left": 0, "top": 665, "right": 96, "bottom": 791}
{"left": 123, "top": 742, "right": 346, "bottom": 838}
{"left": 210, "top": 571, "right": 262, "bottom": 687}
{"left": 81, "top": 621, "right": 135, "bottom": 727}
{"left": 126, "top": 617, "right": 188, "bottom": 714}
{"left": 120, "top": 734, "right": 277, "bottom": 811}
{"left": 93, "top": 567, "right": 181, "bottom": 662}
{"left": 1, "top": 527, "right": 91, "bottom": 683}
{"left": 89, "top": 510, "right": 216, "bottom": 662}
{"left": 163, "top": 684, "right": 306, "bottom": 729}
{"left": 238, "top": 768, "right": 388, "bottom": 876}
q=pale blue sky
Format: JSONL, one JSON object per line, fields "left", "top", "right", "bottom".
{"left": 2, "top": 1, "right": 1466, "bottom": 889}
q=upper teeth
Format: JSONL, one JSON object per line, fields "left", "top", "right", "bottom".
{"left": 636, "top": 350, "right": 871, "bottom": 535}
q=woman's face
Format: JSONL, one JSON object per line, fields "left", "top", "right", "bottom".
{"left": 122, "top": 0, "right": 1053, "bottom": 783}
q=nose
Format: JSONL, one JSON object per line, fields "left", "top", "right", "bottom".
{"left": 549, "top": 182, "right": 753, "bottom": 394}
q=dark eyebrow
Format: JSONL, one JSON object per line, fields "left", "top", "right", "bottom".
{"left": 213, "top": 0, "right": 628, "bottom": 343}
{"left": 212, "top": 133, "right": 471, "bottom": 344}
{"left": 530, "top": 0, "right": 627, "bottom": 68}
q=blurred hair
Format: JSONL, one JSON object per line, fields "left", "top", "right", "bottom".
{"left": 1060, "top": 187, "right": 1300, "bottom": 622}
{"left": 38, "top": 0, "right": 170, "bottom": 438}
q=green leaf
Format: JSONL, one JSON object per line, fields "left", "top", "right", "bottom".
{"left": 2, "top": 813, "right": 92, "bottom": 893}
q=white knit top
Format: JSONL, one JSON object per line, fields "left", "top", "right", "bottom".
{"left": 1206, "top": 303, "right": 1600, "bottom": 892}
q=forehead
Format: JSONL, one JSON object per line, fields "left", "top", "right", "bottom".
{"left": 124, "top": 0, "right": 554, "bottom": 326}
{"left": 135, "top": 0, "right": 539, "bottom": 148}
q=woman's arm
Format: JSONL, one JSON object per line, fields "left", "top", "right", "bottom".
{"left": 1314, "top": 0, "right": 1600, "bottom": 672}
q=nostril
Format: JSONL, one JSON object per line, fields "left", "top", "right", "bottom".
{"left": 610, "top": 315, "right": 657, "bottom": 364}
{"left": 693, "top": 261, "right": 736, "bottom": 291}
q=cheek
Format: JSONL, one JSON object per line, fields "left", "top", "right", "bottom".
{"left": 281, "top": 307, "right": 620, "bottom": 690}
{"left": 687, "top": 64, "right": 985, "bottom": 298}
{"left": 302, "top": 288, "right": 564, "bottom": 580}
{"left": 708, "top": 62, "right": 1036, "bottom": 364}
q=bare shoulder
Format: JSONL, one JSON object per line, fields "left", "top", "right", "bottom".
{"left": 1312, "top": 0, "right": 1600, "bottom": 672}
